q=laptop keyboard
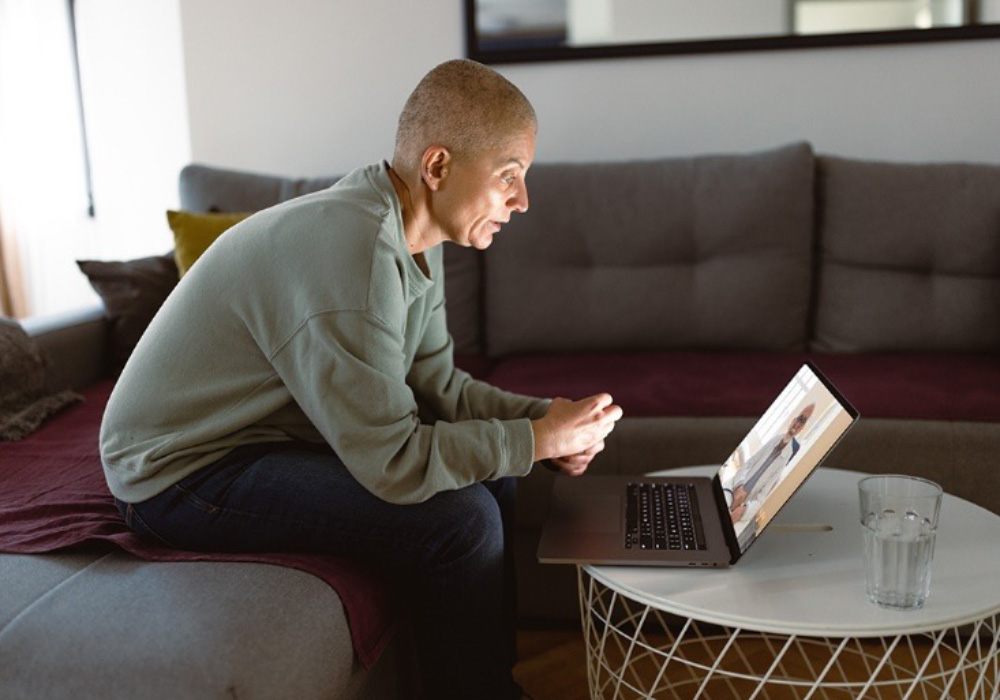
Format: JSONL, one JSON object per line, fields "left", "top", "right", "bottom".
{"left": 625, "top": 482, "right": 707, "bottom": 551}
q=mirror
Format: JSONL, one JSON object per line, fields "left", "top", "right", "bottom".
{"left": 465, "top": 0, "right": 1000, "bottom": 63}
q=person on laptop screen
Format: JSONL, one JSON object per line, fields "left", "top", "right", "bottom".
{"left": 729, "top": 404, "right": 815, "bottom": 521}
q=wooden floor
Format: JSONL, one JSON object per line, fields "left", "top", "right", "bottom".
{"left": 515, "top": 626, "right": 590, "bottom": 700}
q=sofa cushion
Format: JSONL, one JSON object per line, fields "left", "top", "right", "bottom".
{"left": 475, "top": 351, "right": 1000, "bottom": 422}
{"left": 813, "top": 156, "right": 1000, "bottom": 352}
{"left": 481, "top": 143, "right": 815, "bottom": 357}
{"left": 0, "top": 553, "right": 366, "bottom": 700}
{"left": 76, "top": 253, "right": 179, "bottom": 373}
{"left": 167, "top": 210, "right": 251, "bottom": 276}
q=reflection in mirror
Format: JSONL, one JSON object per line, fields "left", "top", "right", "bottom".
{"left": 797, "top": 0, "right": 962, "bottom": 34}
{"left": 469, "top": 0, "right": 1000, "bottom": 62}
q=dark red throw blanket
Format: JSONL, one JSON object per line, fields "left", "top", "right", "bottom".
{"left": 0, "top": 381, "right": 397, "bottom": 669}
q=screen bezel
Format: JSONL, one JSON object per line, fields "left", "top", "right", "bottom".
{"left": 714, "top": 361, "right": 860, "bottom": 565}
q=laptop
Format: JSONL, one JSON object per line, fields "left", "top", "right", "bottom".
{"left": 537, "top": 362, "right": 859, "bottom": 567}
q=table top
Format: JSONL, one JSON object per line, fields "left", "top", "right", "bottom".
{"left": 585, "top": 467, "right": 1000, "bottom": 637}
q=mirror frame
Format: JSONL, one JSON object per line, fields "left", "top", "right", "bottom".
{"left": 463, "top": 0, "right": 1000, "bottom": 64}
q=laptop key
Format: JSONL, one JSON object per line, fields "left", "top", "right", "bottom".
{"left": 624, "top": 481, "right": 706, "bottom": 552}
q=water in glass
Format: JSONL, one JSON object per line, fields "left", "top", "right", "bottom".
{"left": 862, "top": 508, "right": 936, "bottom": 610}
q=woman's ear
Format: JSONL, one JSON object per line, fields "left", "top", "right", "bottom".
{"left": 421, "top": 147, "right": 451, "bottom": 191}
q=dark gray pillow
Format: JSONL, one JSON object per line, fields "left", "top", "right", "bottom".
{"left": 813, "top": 156, "right": 1000, "bottom": 352}
{"left": 77, "top": 253, "right": 179, "bottom": 372}
{"left": 482, "top": 142, "right": 816, "bottom": 356}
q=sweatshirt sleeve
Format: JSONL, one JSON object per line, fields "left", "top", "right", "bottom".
{"left": 406, "top": 295, "right": 551, "bottom": 424}
{"left": 268, "top": 307, "right": 536, "bottom": 505}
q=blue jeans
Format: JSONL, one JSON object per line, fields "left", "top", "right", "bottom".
{"left": 116, "top": 441, "right": 522, "bottom": 700}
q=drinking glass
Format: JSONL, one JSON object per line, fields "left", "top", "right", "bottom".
{"left": 858, "top": 475, "right": 943, "bottom": 610}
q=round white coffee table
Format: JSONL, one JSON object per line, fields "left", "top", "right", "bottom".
{"left": 578, "top": 467, "right": 1000, "bottom": 699}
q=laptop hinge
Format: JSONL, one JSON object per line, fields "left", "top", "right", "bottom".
{"left": 712, "top": 474, "right": 742, "bottom": 564}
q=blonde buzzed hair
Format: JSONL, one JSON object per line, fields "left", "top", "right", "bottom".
{"left": 392, "top": 59, "right": 536, "bottom": 177}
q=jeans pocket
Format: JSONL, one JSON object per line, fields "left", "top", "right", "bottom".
{"left": 123, "top": 500, "right": 180, "bottom": 550}
{"left": 172, "top": 443, "right": 277, "bottom": 515}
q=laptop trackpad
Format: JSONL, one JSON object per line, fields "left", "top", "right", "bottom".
{"left": 554, "top": 494, "right": 621, "bottom": 533}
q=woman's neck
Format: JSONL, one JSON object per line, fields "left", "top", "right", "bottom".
{"left": 387, "top": 165, "right": 436, "bottom": 255}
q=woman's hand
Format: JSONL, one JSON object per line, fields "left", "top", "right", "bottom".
{"left": 549, "top": 441, "right": 605, "bottom": 476}
{"left": 531, "top": 394, "right": 622, "bottom": 475}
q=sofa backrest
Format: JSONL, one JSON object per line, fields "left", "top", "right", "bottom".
{"left": 813, "top": 156, "right": 1000, "bottom": 353}
{"left": 473, "top": 142, "right": 816, "bottom": 357}
{"left": 179, "top": 146, "right": 1000, "bottom": 360}
{"left": 180, "top": 147, "right": 818, "bottom": 359}
{"left": 179, "top": 164, "right": 341, "bottom": 213}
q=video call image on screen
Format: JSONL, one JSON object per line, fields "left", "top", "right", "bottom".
{"left": 718, "top": 365, "right": 854, "bottom": 553}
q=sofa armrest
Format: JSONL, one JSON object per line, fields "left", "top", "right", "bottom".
{"left": 22, "top": 305, "right": 108, "bottom": 391}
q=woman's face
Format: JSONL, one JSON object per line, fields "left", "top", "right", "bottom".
{"left": 432, "top": 128, "right": 535, "bottom": 250}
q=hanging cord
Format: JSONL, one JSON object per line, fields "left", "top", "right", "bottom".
{"left": 65, "top": 0, "right": 95, "bottom": 218}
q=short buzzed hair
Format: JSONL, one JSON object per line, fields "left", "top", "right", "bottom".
{"left": 393, "top": 59, "right": 536, "bottom": 177}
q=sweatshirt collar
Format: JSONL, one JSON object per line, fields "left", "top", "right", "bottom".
{"left": 372, "top": 161, "right": 434, "bottom": 302}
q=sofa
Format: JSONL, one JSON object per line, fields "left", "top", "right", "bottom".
{"left": 2, "top": 142, "right": 998, "bottom": 694}
{"left": 177, "top": 141, "right": 1000, "bottom": 620}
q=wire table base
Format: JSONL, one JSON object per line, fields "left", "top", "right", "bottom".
{"left": 579, "top": 567, "right": 1000, "bottom": 700}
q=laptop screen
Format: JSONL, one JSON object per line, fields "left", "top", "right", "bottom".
{"left": 717, "top": 363, "right": 859, "bottom": 556}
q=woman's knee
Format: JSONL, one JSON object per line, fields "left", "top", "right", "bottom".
{"left": 425, "top": 484, "right": 506, "bottom": 564}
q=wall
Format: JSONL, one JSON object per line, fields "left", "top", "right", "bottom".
{"left": 178, "top": 0, "right": 1000, "bottom": 178}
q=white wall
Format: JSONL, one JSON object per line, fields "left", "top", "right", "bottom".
{"left": 179, "top": 0, "right": 433, "bottom": 176}
{"left": 178, "top": 0, "right": 1000, "bottom": 177}
{"left": 509, "top": 39, "right": 1000, "bottom": 164}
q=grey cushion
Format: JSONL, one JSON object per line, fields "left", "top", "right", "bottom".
{"left": 0, "top": 550, "right": 414, "bottom": 700}
{"left": 482, "top": 142, "right": 816, "bottom": 356}
{"left": 813, "top": 156, "right": 1000, "bottom": 352}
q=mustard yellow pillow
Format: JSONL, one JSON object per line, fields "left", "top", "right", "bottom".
{"left": 167, "top": 210, "right": 251, "bottom": 277}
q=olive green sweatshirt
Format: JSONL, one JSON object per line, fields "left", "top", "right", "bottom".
{"left": 101, "top": 162, "right": 547, "bottom": 504}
